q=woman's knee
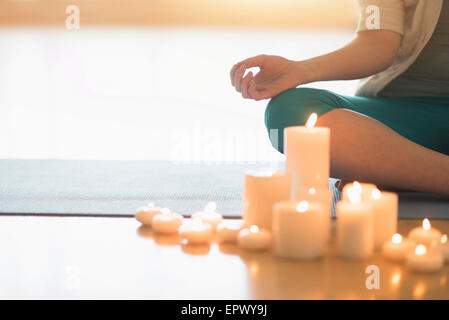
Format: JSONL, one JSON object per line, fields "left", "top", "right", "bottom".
{"left": 264, "top": 88, "right": 338, "bottom": 152}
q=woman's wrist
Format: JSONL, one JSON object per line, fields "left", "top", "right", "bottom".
{"left": 292, "top": 60, "right": 318, "bottom": 85}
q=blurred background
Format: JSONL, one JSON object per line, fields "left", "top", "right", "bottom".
{"left": 0, "top": 0, "right": 359, "bottom": 162}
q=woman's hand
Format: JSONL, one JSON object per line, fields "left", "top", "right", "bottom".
{"left": 230, "top": 55, "right": 306, "bottom": 101}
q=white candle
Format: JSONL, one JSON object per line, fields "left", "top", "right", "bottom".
{"left": 437, "top": 234, "right": 449, "bottom": 263}
{"left": 242, "top": 170, "right": 291, "bottom": 230}
{"left": 382, "top": 233, "right": 415, "bottom": 262}
{"left": 284, "top": 113, "right": 330, "bottom": 196}
{"left": 273, "top": 200, "right": 328, "bottom": 260}
{"left": 342, "top": 181, "right": 377, "bottom": 201}
{"left": 152, "top": 210, "right": 183, "bottom": 234}
{"left": 337, "top": 184, "right": 374, "bottom": 259}
{"left": 408, "top": 219, "right": 442, "bottom": 246}
{"left": 216, "top": 219, "right": 244, "bottom": 243}
{"left": 179, "top": 218, "right": 213, "bottom": 245}
{"left": 135, "top": 202, "right": 165, "bottom": 226}
{"left": 237, "top": 225, "right": 272, "bottom": 251}
{"left": 295, "top": 187, "right": 332, "bottom": 241}
{"left": 192, "top": 202, "right": 223, "bottom": 230}
{"left": 370, "top": 189, "right": 398, "bottom": 250}
{"left": 406, "top": 244, "right": 444, "bottom": 273}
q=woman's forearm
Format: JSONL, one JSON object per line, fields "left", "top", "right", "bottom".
{"left": 296, "top": 30, "right": 402, "bottom": 84}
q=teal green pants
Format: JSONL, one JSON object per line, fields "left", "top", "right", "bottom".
{"left": 265, "top": 88, "right": 449, "bottom": 156}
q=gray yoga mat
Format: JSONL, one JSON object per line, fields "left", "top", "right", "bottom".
{"left": 0, "top": 159, "right": 448, "bottom": 219}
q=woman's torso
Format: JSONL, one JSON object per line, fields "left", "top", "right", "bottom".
{"left": 379, "top": 1, "right": 449, "bottom": 97}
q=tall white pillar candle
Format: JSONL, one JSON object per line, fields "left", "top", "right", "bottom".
{"left": 337, "top": 185, "right": 374, "bottom": 260}
{"left": 242, "top": 170, "right": 291, "bottom": 231}
{"left": 284, "top": 113, "right": 330, "bottom": 196}
{"left": 273, "top": 200, "right": 328, "bottom": 260}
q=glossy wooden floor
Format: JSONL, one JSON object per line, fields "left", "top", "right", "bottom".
{"left": 0, "top": 216, "right": 448, "bottom": 299}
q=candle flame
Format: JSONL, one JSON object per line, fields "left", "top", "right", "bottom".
{"left": 391, "top": 272, "right": 401, "bottom": 285}
{"left": 392, "top": 233, "right": 402, "bottom": 244}
{"left": 423, "top": 218, "right": 431, "bottom": 231}
{"left": 204, "top": 201, "right": 217, "bottom": 213}
{"left": 308, "top": 188, "right": 316, "bottom": 195}
{"left": 162, "top": 208, "right": 170, "bottom": 215}
{"left": 372, "top": 188, "right": 381, "bottom": 200}
{"left": 250, "top": 225, "right": 259, "bottom": 233}
{"left": 353, "top": 181, "right": 362, "bottom": 193}
{"left": 296, "top": 200, "right": 309, "bottom": 213}
{"left": 415, "top": 244, "right": 426, "bottom": 256}
{"left": 148, "top": 202, "right": 155, "bottom": 208}
{"left": 442, "top": 234, "right": 448, "bottom": 245}
{"left": 305, "top": 113, "right": 318, "bottom": 129}
{"left": 347, "top": 186, "right": 362, "bottom": 204}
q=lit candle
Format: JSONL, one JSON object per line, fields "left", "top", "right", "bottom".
{"left": 242, "top": 170, "right": 291, "bottom": 230}
{"left": 370, "top": 188, "right": 398, "bottom": 250}
{"left": 216, "top": 219, "right": 244, "bottom": 243}
{"left": 406, "top": 244, "right": 444, "bottom": 273}
{"left": 192, "top": 202, "right": 223, "bottom": 230}
{"left": 295, "top": 187, "right": 332, "bottom": 241}
{"left": 342, "top": 181, "right": 377, "bottom": 201}
{"left": 135, "top": 202, "right": 165, "bottom": 226}
{"left": 382, "top": 233, "right": 415, "bottom": 262}
{"left": 284, "top": 113, "right": 330, "bottom": 195}
{"left": 152, "top": 209, "right": 183, "bottom": 234}
{"left": 179, "top": 218, "right": 213, "bottom": 245}
{"left": 408, "top": 219, "right": 442, "bottom": 246}
{"left": 237, "top": 225, "right": 272, "bottom": 251}
{"left": 273, "top": 200, "right": 328, "bottom": 260}
{"left": 437, "top": 234, "right": 449, "bottom": 263}
{"left": 337, "top": 184, "right": 374, "bottom": 259}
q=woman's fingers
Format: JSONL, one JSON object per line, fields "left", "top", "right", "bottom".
{"left": 231, "top": 55, "right": 265, "bottom": 87}
{"left": 248, "top": 81, "right": 276, "bottom": 101}
{"left": 234, "top": 64, "right": 247, "bottom": 92}
{"left": 248, "top": 79, "right": 261, "bottom": 100}
{"left": 241, "top": 72, "right": 253, "bottom": 99}
{"left": 230, "top": 62, "right": 243, "bottom": 86}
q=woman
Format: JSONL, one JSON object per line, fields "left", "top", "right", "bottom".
{"left": 230, "top": 0, "right": 449, "bottom": 196}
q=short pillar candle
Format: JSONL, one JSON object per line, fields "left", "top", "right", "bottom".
{"left": 273, "top": 200, "right": 328, "bottom": 260}
{"left": 370, "top": 189, "right": 398, "bottom": 250}
{"left": 242, "top": 170, "right": 291, "bottom": 231}
{"left": 337, "top": 185, "right": 374, "bottom": 260}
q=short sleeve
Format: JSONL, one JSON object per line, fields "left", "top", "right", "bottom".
{"left": 357, "top": 0, "right": 405, "bottom": 35}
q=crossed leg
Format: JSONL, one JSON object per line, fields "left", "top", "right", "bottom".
{"left": 265, "top": 88, "right": 449, "bottom": 196}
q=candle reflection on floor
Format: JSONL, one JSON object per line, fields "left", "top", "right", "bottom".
{"left": 136, "top": 221, "right": 449, "bottom": 299}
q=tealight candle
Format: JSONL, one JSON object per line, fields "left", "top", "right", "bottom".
{"left": 135, "top": 202, "right": 165, "bottom": 226}
{"left": 408, "top": 218, "right": 442, "bottom": 246}
{"left": 216, "top": 219, "right": 244, "bottom": 243}
{"left": 337, "top": 184, "right": 374, "bottom": 260}
{"left": 179, "top": 218, "right": 213, "bottom": 244}
{"left": 370, "top": 189, "right": 398, "bottom": 249}
{"left": 406, "top": 244, "right": 444, "bottom": 273}
{"left": 152, "top": 210, "right": 183, "bottom": 234}
{"left": 437, "top": 234, "right": 449, "bottom": 263}
{"left": 242, "top": 170, "right": 291, "bottom": 230}
{"left": 284, "top": 113, "right": 330, "bottom": 194}
{"left": 273, "top": 200, "right": 328, "bottom": 260}
{"left": 192, "top": 202, "right": 223, "bottom": 230}
{"left": 342, "top": 181, "right": 377, "bottom": 202}
{"left": 237, "top": 225, "right": 272, "bottom": 251}
{"left": 382, "top": 233, "right": 415, "bottom": 262}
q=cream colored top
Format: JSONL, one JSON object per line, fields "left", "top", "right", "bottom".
{"left": 355, "top": 0, "right": 443, "bottom": 97}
